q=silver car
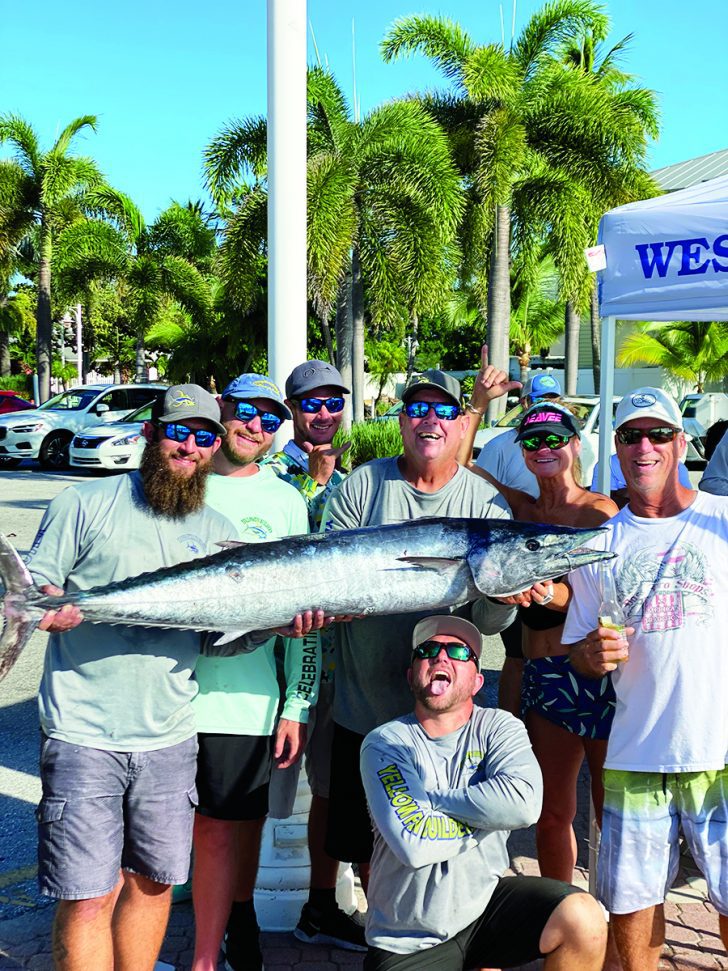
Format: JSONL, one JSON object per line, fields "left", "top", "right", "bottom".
{"left": 69, "top": 399, "right": 160, "bottom": 471}
{"left": 0, "top": 384, "right": 166, "bottom": 470}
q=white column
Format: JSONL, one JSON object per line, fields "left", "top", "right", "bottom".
{"left": 597, "top": 316, "right": 616, "bottom": 495}
{"left": 75, "top": 304, "right": 83, "bottom": 382}
{"left": 267, "top": 0, "right": 307, "bottom": 418}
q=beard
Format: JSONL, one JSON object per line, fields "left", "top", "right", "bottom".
{"left": 220, "top": 426, "right": 269, "bottom": 467}
{"left": 139, "top": 440, "right": 212, "bottom": 518}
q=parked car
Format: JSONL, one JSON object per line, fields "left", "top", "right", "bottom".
{"left": 472, "top": 396, "right": 620, "bottom": 487}
{"left": 69, "top": 398, "right": 159, "bottom": 471}
{"left": 0, "top": 391, "right": 35, "bottom": 415}
{"left": 680, "top": 393, "right": 728, "bottom": 467}
{"left": 0, "top": 383, "right": 167, "bottom": 470}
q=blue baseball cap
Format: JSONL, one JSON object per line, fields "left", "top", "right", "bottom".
{"left": 521, "top": 373, "right": 562, "bottom": 402}
{"left": 221, "top": 374, "right": 292, "bottom": 421}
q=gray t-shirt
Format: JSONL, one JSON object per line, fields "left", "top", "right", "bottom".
{"left": 27, "top": 472, "right": 235, "bottom": 751}
{"left": 323, "top": 457, "right": 515, "bottom": 734}
{"left": 476, "top": 429, "right": 539, "bottom": 496}
{"left": 361, "top": 707, "right": 542, "bottom": 953}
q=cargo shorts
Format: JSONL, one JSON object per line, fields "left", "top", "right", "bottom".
{"left": 37, "top": 734, "right": 198, "bottom": 900}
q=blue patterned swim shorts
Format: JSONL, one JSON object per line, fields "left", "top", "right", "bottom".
{"left": 521, "top": 655, "right": 615, "bottom": 740}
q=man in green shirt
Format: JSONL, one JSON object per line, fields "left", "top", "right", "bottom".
{"left": 191, "top": 374, "right": 321, "bottom": 971}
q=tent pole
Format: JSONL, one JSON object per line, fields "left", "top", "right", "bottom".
{"left": 597, "top": 316, "right": 616, "bottom": 496}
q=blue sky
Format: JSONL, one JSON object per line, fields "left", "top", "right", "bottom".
{"left": 1, "top": 0, "right": 726, "bottom": 221}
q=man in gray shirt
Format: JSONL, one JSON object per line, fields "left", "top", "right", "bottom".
{"left": 361, "top": 614, "right": 606, "bottom": 970}
{"left": 319, "top": 367, "right": 520, "bottom": 898}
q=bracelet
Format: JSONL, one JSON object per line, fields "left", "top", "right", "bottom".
{"left": 465, "top": 403, "right": 485, "bottom": 416}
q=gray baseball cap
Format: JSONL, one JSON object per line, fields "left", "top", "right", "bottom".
{"left": 285, "top": 360, "right": 350, "bottom": 398}
{"left": 157, "top": 384, "right": 226, "bottom": 436}
{"left": 401, "top": 370, "right": 461, "bottom": 409}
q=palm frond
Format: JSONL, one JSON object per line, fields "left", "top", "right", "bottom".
{"left": 53, "top": 115, "right": 98, "bottom": 157}
{"left": 381, "top": 15, "right": 474, "bottom": 87}
{"left": 0, "top": 114, "right": 41, "bottom": 175}
{"left": 204, "top": 117, "right": 268, "bottom": 203}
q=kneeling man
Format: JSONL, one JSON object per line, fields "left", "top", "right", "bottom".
{"left": 360, "top": 615, "right": 606, "bottom": 970}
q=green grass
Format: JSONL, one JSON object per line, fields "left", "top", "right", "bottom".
{"left": 334, "top": 419, "right": 402, "bottom": 469}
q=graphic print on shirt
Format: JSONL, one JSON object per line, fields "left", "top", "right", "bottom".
{"left": 177, "top": 532, "right": 207, "bottom": 555}
{"left": 376, "top": 762, "right": 474, "bottom": 840}
{"left": 617, "top": 541, "right": 713, "bottom": 634}
{"left": 239, "top": 515, "right": 273, "bottom": 539}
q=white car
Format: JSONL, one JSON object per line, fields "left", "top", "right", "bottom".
{"left": 472, "top": 396, "right": 620, "bottom": 487}
{"left": 69, "top": 398, "right": 162, "bottom": 471}
{"left": 0, "top": 384, "right": 167, "bottom": 470}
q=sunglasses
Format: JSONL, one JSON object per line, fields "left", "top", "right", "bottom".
{"left": 412, "top": 640, "right": 478, "bottom": 664}
{"left": 404, "top": 401, "right": 461, "bottom": 421}
{"left": 224, "top": 398, "right": 283, "bottom": 433}
{"left": 616, "top": 426, "right": 678, "bottom": 446}
{"left": 162, "top": 422, "right": 217, "bottom": 447}
{"left": 296, "top": 396, "right": 345, "bottom": 414}
{"left": 520, "top": 433, "right": 571, "bottom": 451}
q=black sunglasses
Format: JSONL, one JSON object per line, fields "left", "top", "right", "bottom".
{"left": 162, "top": 422, "right": 217, "bottom": 447}
{"left": 223, "top": 398, "right": 283, "bottom": 433}
{"left": 404, "top": 401, "right": 461, "bottom": 421}
{"left": 520, "top": 433, "right": 572, "bottom": 451}
{"left": 616, "top": 426, "right": 678, "bottom": 446}
{"left": 412, "top": 640, "right": 478, "bottom": 664}
{"left": 296, "top": 396, "right": 345, "bottom": 414}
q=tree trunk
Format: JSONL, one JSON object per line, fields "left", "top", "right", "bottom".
{"left": 405, "top": 314, "right": 419, "bottom": 383}
{"left": 320, "top": 312, "right": 335, "bottom": 365}
{"left": 135, "top": 333, "right": 147, "bottom": 383}
{"left": 486, "top": 205, "right": 511, "bottom": 423}
{"left": 335, "top": 270, "right": 353, "bottom": 434}
{"left": 590, "top": 282, "right": 601, "bottom": 395}
{"left": 0, "top": 331, "right": 10, "bottom": 377}
{"left": 351, "top": 247, "right": 365, "bottom": 424}
{"left": 564, "top": 301, "right": 580, "bottom": 396}
{"left": 37, "top": 224, "right": 53, "bottom": 402}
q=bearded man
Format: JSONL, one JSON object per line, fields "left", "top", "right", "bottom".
{"left": 26, "top": 384, "right": 324, "bottom": 971}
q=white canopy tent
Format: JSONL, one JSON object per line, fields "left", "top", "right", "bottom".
{"left": 595, "top": 173, "right": 728, "bottom": 492}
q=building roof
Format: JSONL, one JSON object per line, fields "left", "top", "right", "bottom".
{"left": 652, "top": 149, "right": 728, "bottom": 191}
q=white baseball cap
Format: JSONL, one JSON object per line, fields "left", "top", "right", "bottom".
{"left": 615, "top": 387, "right": 683, "bottom": 430}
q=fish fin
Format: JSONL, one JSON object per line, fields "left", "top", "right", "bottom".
{"left": 396, "top": 556, "right": 461, "bottom": 570}
{"left": 0, "top": 533, "right": 40, "bottom": 683}
{"left": 216, "top": 540, "right": 248, "bottom": 548}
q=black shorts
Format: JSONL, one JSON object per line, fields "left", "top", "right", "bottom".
{"left": 195, "top": 733, "right": 273, "bottom": 821}
{"left": 325, "top": 722, "right": 373, "bottom": 865}
{"left": 364, "top": 876, "right": 582, "bottom": 970}
{"left": 500, "top": 616, "right": 524, "bottom": 659}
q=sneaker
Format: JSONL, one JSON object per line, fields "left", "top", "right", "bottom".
{"left": 222, "top": 924, "right": 264, "bottom": 971}
{"left": 294, "top": 901, "right": 367, "bottom": 951}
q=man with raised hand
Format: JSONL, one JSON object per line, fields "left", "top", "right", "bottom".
{"left": 191, "top": 373, "right": 321, "bottom": 971}
{"left": 316, "top": 367, "right": 519, "bottom": 914}
{"left": 566, "top": 387, "right": 728, "bottom": 971}
{"left": 28, "top": 384, "right": 234, "bottom": 971}
{"left": 361, "top": 614, "right": 606, "bottom": 970}
{"left": 261, "top": 359, "right": 366, "bottom": 951}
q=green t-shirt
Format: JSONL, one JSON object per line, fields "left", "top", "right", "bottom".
{"left": 192, "top": 467, "right": 319, "bottom": 735}
{"left": 27, "top": 472, "right": 235, "bottom": 751}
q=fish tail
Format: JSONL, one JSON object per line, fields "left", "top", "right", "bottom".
{"left": 0, "top": 533, "right": 40, "bottom": 682}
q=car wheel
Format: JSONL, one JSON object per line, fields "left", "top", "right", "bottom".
{"left": 39, "top": 431, "right": 72, "bottom": 470}
{"left": 0, "top": 456, "right": 22, "bottom": 470}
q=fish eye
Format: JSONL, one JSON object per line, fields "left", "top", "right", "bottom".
{"left": 526, "top": 539, "right": 541, "bottom": 552}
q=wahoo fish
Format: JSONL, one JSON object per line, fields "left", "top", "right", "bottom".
{"left": 0, "top": 518, "right": 614, "bottom": 681}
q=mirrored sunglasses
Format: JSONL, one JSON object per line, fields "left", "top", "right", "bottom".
{"left": 224, "top": 398, "right": 283, "bottom": 433}
{"left": 162, "top": 422, "right": 217, "bottom": 447}
{"left": 520, "top": 433, "right": 571, "bottom": 451}
{"left": 412, "top": 640, "right": 478, "bottom": 664}
{"left": 404, "top": 401, "right": 460, "bottom": 421}
{"left": 615, "top": 426, "right": 678, "bottom": 446}
{"left": 297, "top": 396, "right": 345, "bottom": 414}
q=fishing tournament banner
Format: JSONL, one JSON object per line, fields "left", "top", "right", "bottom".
{"left": 596, "top": 173, "right": 728, "bottom": 321}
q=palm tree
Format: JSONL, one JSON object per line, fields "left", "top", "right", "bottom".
{"left": 0, "top": 114, "right": 105, "bottom": 400}
{"left": 55, "top": 195, "right": 212, "bottom": 381}
{"left": 382, "top": 2, "right": 657, "bottom": 408}
{"left": 205, "top": 69, "right": 464, "bottom": 422}
{"left": 0, "top": 286, "right": 35, "bottom": 377}
{"left": 510, "top": 253, "right": 565, "bottom": 383}
{"left": 617, "top": 322, "right": 728, "bottom": 393}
